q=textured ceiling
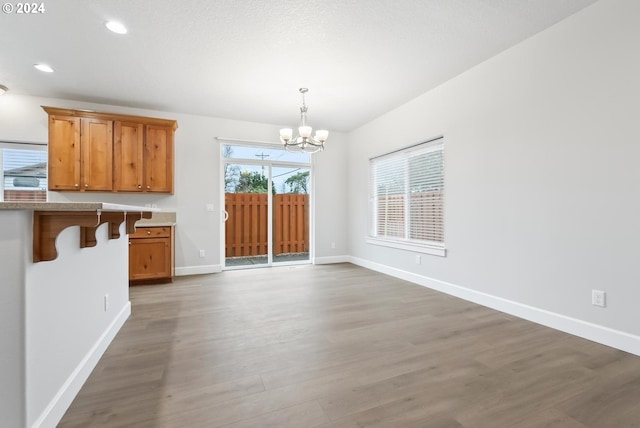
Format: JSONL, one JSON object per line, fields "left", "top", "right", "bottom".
{"left": 0, "top": 0, "right": 599, "bottom": 131}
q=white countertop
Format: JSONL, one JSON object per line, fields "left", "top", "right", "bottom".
{"left": 0, "top": 202, "right": 160, "bottom": 212}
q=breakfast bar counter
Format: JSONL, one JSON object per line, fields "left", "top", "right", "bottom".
{"left": 0, "top": 202, "right": 156, "bottom": 262}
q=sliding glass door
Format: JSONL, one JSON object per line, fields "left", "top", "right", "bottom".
{"left": 272, "top": 166, "right": 310, "bottom": 264}
{"left": 224, "top": 162, "right": 269, "bottom": 267}
{"left": 222, "top": 144, "right": 311, "bottom": 269}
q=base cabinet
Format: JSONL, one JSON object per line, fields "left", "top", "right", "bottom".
{"left": 129, "top": 226, "right": 174, "bottom": 283}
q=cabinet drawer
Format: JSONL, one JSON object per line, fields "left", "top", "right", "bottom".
{"left": 131, "top": 226, "right": 171, "bottom": 238}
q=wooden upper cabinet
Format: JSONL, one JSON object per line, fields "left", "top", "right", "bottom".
{"left": 114, "top": 121, "right": 144, "bottom": 192}
{"left": 144, "top": 125, "right": 174, "bottom": 193}
{"left": 43, "top": 106, "right": 177, "bottom": 194}
{"left": 48, "top": 115, "right": 81, "bottom": 191}
{"left": 81, "top": 118, "right": 113, "bottom": 191}
{"left": 48, "top": 115, "right": 113, "bottom": 191}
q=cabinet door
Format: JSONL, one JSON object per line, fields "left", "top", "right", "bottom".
{"left": 129, "top": 237, "right": 171, "bottom": 280}
{"left": 81, "top": 118, "right": 113, "bottom": 191}
{"left": 48, "top": 115, "right": 81, "bottom": 191}
{"left": 114, "top": 121, "right": 144, "bottom": 192}
{"left": 144, "top": 124, "right": 174, "bottom": 193}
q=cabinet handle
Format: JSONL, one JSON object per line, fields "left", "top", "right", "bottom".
{"left": 147, "top": 230, "right": 151, "bottom": 235}
{"left": 137, "top": 184, "right": 142, "bottom": 189}
{"left": 74, "top": 183, "right": 79, "bottom": 188}
{"left": 84, "top": 183, "right": 89, "bottom": 188}
{"left": 146, "top": 186, "right": 151, "bottom": 190}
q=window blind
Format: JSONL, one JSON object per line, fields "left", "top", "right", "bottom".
{"left": 370, "top": 138, "right": 444, "bottom": 246}
{"left": 1, "top": 146, "right": 48, "bottom": 202}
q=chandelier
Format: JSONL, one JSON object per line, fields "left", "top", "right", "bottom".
{"left": 279, "top": 88, "right": 328, "bottom": 153}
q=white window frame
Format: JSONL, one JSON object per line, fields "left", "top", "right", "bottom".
{"left": 367, "top": 136, "right": 445, "bottom": 257}
{"left": 0, "top": 141, "right": 48, "bottom": 202}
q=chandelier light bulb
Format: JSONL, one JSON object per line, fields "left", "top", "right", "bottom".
{"left": 279, "top": 128, "right": 293, "bottom": 143}
{"left": 298, "top": 126, "right": 312, "bottom": 138}
{"left": 315, "top": 130, "right": 328, "bottom": 142}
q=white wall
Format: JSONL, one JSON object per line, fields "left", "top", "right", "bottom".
{"left": 347, "top": 0, "right": 640, "bottom": 352}
{"left": 0, "top": 95, "right": 349, "bottom": 272}
{"left": 312, "top": 130, "right": 349, "bottom": 262}
{"left": 0, "top": 211, "right": 29, "bottom": 428}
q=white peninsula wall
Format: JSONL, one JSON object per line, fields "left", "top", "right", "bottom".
{"left": 0, "top": 204, "right": 151, "bottom": 427}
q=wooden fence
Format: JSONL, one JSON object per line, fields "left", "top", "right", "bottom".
{"left": 225, "top": 193, "right": 309, "bottom": 257}
{"left": 3, "top": 190, "right": 47, "bottom": 202}
{"left": 376, "top": 191, "right": 444, "bottom": 243}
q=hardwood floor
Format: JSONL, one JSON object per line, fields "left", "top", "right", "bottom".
{"left": 59, "top": 263, "right": 640, "bottom": 427}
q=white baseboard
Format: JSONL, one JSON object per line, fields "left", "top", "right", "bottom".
{"left": 314, "top": 255, "right": 351, "bottom": 265}
{"left": 174, "top": 264, "right": 222, "bottom": 276}
{"left": 349, "top": 256, "right": 640, "bottom": 357}
{"left": 35, "top": 302, "right": 131, "bottom": 428}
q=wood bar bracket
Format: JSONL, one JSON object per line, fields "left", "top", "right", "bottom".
{"left": 126, "top": 212, "right": 148, "bottom": 234}
{"left": 33, "top": 210, "right": 152, "bottom": 262}
{"left": 80, "top": 211, "right": 123, "bottom": 248}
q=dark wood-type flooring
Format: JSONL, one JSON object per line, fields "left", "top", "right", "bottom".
{"left": 59, "top": 263, "right": 640, "bottom": 427}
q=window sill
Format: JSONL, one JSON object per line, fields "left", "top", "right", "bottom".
{"left": 366, "top": 237, "right": 446, "bottom": 257}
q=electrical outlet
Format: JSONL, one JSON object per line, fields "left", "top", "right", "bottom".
{"left": 104, "top": 294, "right": 109, "bottom": 312}
{"left": 416, "top": 254, "right": 421, "bottom": 264}
{"left": 592, "top": 290, "right": 606, "bottom": 307}
{"left": 199, "top": 249, "right": 205, "bottom": 258}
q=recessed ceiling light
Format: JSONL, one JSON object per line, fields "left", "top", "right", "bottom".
{"left": 34, "top": 64, "right": 54, "bottom": 73}
{"left": 0, "top": 84, "right": 8, "bottom": 95}
{"left": 106, "top": 21, "right": 127, "bottom": 34}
